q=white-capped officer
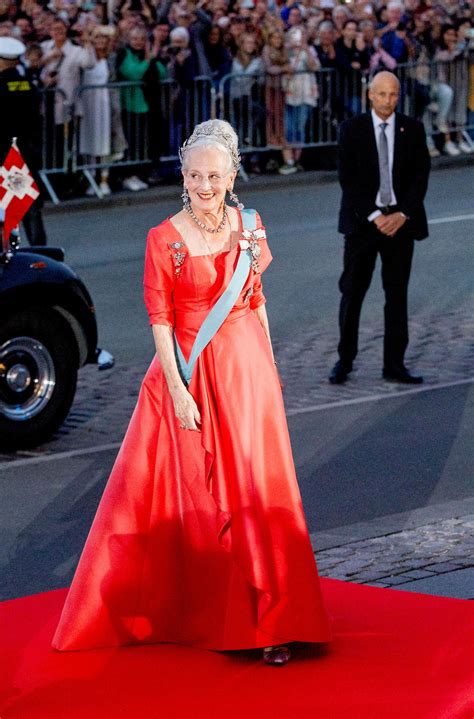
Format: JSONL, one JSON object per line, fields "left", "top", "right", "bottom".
{"left": 0, "top": 36, "right": 47, "bottom": 245}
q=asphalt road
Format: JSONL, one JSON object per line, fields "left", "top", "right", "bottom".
{"left": 0, "top": 163, "right": 473, "bottom": 599}
{"left": 42, "top": 163, "right": 474, "bottom": 365}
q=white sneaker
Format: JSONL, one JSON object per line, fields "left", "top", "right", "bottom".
{"left": 123, "top": 176, "right": 144, "bottom": 191}
{"left": 443, "top": 141, "right": 461, "bottom": 156}
{"left": 429, "top": 146, "right": 440, "bottom": 158}
{"left": 85, "top": 185, "right": 95, "bottom": 196}
{"left": 99, "top": 181, "right": 112, "bottom": 196}
{"left": 134, "top": 177, "right": 149, "bottom": 190}
{"left": 458, "top": 140, "right": 474, "bottom": 154}
{"left": 278, "top": 163, "right": 297, "bottom": 175}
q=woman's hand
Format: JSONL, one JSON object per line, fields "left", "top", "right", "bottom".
{"left": 171, "top": 387, "right": 202, "bottom": 431}
{"left": 151, "top": 325, "right": 201, "bottom": 431}
{"left": 42, "top": 73, "right": 58, "bottom": 87}
{"left": 42, "top": 47, "right": 62, "bottom": 65}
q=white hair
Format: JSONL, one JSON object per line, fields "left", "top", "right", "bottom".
{"left": 333, "top": 5, "right": 349, "bottom": 17}
{"left": 180, "top": 120, "right": 240, "bottom": 172}
{"left": 319, "top": 20, "right": 335, "bottom": 33}
{"left": 170, "top": 27, "right": 190, "bottom": 45}
{"left": 387, "top": 1, "right": 403, "bottom": 10}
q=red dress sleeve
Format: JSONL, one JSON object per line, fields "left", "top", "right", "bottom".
{"left": 249, "top": 211, "right": 272, "bottom": 310}
{"left": 143, "top": 226, "right": 175, "bottom": 327}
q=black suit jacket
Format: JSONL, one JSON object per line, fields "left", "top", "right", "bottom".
{"left": 337, "top": 112, "right": 431, "bottom": 240}
{"left": 0, "top": 67, "right": 41, "bottom": 173}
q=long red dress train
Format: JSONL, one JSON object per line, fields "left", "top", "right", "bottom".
{"left": 52, "top": 211, "right": 331, "bottom": 652}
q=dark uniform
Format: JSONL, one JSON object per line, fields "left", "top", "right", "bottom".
{"left": 0, "top": 64, "right": 47, "bottom": 245}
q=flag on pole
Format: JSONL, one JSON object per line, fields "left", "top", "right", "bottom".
{"left": 0, "top": 139, "right": 39, "bottom": 249}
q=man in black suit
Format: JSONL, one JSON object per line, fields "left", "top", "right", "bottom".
{"left": 329, "top": 71, "right": 430, "bottom": 385}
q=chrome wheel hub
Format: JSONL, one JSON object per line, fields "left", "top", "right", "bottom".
{"left": 0, "top": 337, "right": 56, "bottom": 421}
{"left": 6, "top": 363, "right": 32, "bottom": 392}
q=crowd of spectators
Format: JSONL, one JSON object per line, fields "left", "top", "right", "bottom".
{"left": 1, "top": 0, "right": 473, "bottom": 191}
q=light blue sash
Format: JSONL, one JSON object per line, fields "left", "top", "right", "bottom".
{"left": 174, "top": 208, "right": 257, "bottom": 386}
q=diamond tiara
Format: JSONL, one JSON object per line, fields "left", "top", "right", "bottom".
{"left": 179, "top": 125, "right": 241, "bottom": 171}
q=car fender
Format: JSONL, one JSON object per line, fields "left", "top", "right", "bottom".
{"left": 0, "top": 251, "right": 98, "bottom": 366}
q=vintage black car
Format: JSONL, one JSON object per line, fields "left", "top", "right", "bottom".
{"left": 0, "top": 224, "right": 113, "bottom": 450}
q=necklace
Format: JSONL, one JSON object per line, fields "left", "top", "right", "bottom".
{"left": 197, "top": 212, "right": 230, "bottom": 255}
{"left": 185, "top": 202, "right": 228, "bottom": 234}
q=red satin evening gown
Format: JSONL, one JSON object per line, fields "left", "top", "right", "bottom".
{"left": 53, "top": 210, "right": 331, "bottom": 652}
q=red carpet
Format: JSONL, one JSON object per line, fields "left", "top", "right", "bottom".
{"left": 1, "top": 579, "right": 473, "bottom": 719}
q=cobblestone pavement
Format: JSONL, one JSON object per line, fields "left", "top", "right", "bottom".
{"left": 276, "top": 298, "right": 474, "bottom": 412}
{"left": 1, "top": 299, "right": 472, "bottom": 460}
{"left": 313, "top": 516, "right": 474, "bottom": 595}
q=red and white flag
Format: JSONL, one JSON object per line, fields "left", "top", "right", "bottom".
{"left": 0, "top": 139, "right": 39, "bottom": 249}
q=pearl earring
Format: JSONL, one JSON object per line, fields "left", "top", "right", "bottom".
{"left": 229, "top": 188, "right": 244, "bottom": 211}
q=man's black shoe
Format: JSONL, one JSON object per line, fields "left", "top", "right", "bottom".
{"left": 329, "top": 361, "right": 352, "bottom": 385}
{"left": 382, "top": 368, "right": 423, "bottom": 384}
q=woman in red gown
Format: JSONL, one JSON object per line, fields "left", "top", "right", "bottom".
{"left": 52, "top": 120, "right": 331, "bottom": 664}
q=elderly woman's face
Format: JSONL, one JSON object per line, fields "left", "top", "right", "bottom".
{"left": 334, "top": 8, "right": 347, "bottom": 27}
{"left": 319, "top": 27, "right": 334, "bottom": 45}
{"left": 129, "top": 29, "right": 147, "bottom": 50}
{"left": 171, "top": 32, "right": 189, "bottom": 48}
{"left": 93, "top": 33, "right": 110, "bottom": 53}
{"left": 183, "top": 146, "right": 235, "bottom": 216}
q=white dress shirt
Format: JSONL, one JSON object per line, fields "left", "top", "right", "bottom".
{"left": 368, "top": 110, "right": 398, "bottom": 222}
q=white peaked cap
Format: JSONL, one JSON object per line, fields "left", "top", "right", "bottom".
{"left": 0, "top": 37, "right": 27, "bottom": 60}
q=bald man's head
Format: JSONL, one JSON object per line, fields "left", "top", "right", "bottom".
{"left": 370, "top": 71, "right": 400, "bottom": 92}
{"left": 368, "top": 71, "right": 400, "bottom": 120}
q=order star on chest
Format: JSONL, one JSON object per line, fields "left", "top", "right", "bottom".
{"left": 240, "top": 228, "right": 266, "bottom": 273}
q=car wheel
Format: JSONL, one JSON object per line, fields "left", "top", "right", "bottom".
{"left": 0, "top": 309, "right": 78, "bottom": 450}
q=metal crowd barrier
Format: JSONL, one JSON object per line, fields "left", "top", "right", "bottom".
{"left": 38, "top": 87, "right": 70, "bottom": 205}
{"left": 72, "top": 80, "right": 150, "bottom": 198}
{"left": 396, "top": 54, "right": 474, "bottom": 145}
{"left": 156, "top": 76, "right": 216, "bottom": 162}
{"left": 218, "top": 67, "right": 369, "bottom": 154}
{"left": 68, "top": 76, "right": 215, "bottom": 198}
{"left": 37, "top": 53, "right": 473, "bottom": 202}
